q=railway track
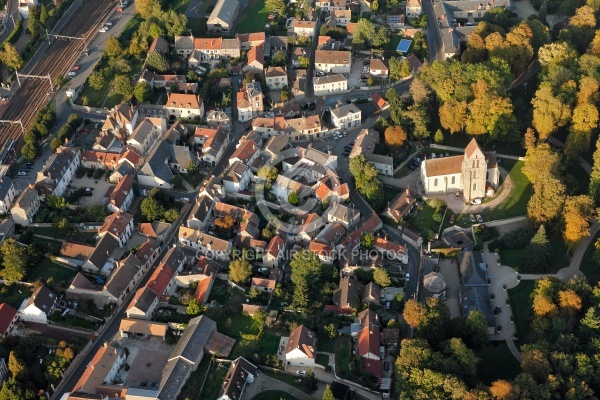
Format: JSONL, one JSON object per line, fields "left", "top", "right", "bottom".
{"left": 0, "top": 0, "right": 118, "bottom": 161}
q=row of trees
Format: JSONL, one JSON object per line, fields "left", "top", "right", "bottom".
{"left": 349, "top": 155, "right": 384, "bottom": 210}
{"left": 21, "top": 106, "right": 55, "bottom": 160}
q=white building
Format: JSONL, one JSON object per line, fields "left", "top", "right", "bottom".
{"left": 126, "top": 117, "right": 166, "bottom": 154}
{"left": 315, "top": 50, "right": 351, "bottom": 74}
{"left": 284, "top": 325, "right": 316, "bottom": 367}
{"left": 0, "top": 176, "right": 16, "bottom": 214}
{"left": 406, "top": 0, "right": 422, "bottom": 17}
{"left": 98, "top": 212, "right": 135, "bottom": 248}
{"left": 349, "top": 129, "right": 393, "bottom": 176}
{"left": 36, "top": 146, "right": 81, "bottom": 197}
{"left": 330, "top": 104, "right": 361, "bottom": 129}
{"left": 264, "top": 66, "right": 288, "bottom": 91}
{"left": 165, "top": 93, "right": 205, "bottom": 122}
{"left": 18, "top": 285, "right": 57, "bottom": 324}
{"left": 10, "top": 185, "right": 40, "bottom": 227}
{"left": 222, "top": 161, "right": 252, "bottom": 194}
{"left": 313, "top": 74, "right": 348, "bottom": 96}
{"left": 107, "top": 175, "right": 135, "bottom": 213}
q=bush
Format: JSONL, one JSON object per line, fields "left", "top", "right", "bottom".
{"left": 93, "top": 169, "right": 104, "bottom": 179}
{"left": 501, "top": 227, "right": 534, "bottom": 249}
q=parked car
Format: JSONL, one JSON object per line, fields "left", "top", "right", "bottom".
{"left": 450, "top": 214, "right": 455, "bottom": 224}
{"left": 94, "top": 123, "right": 100, "bottom": 129}
{"left": 342, "top": 131, "right": 347, "bottom": 137}
{"left": 68, "top": 71, "right": 77, "bottom": 76}
{"left": 99, "top": 27, "right": 108, "bottom": 33}
{"left": 105, "top": 21, "right": 113, "bottom": 26}
{"left": 81, "top": 128, "right": 90, "bottom": 133}
{"left": 471, "top": 198, "right": 482, "bottom": 205}
{"left": 476, "top": 214, "right": 484, "bottom": 223}
{"left": 71, "top": 65, "right": 80, "bottom": 71}
{"left": 405, "top": 273, "right": 410, "bottom": 282}
{"left": 334, "top": 136, "right": 339, "bottom": 141}
{"left": 431, "top": 153, "right": 437, "bottom": 158}
{"left": 297, "top": 370, "right": 307, "bottom": 375}
{"left": 469, "top": 214, "right": 476, "bottom": 222}
{"left": 363, "top": 60, "right": 370, "bottom": 65}
{"left": 17, "top": 171, "right": 27, "bottom": 176}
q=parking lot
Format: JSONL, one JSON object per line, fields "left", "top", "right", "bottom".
{"left": 348, "top": 57, "right": 369, "bottom": 88}
{"left": 121, "top": 337, "right": 173, "bottom": 387}
{"left": 69, "top": 175, "right": 112, "bottom": 206}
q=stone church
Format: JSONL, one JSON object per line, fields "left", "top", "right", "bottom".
{"left": 420, "top": 139, "right": 499, "bottom": 201}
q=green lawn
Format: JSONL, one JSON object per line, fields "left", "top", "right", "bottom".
{"left": 336, "top": 336, "right": 352, "bottom": 380}
{"left": 481, "top": 160, "right": 532, "bottom": 221}
{"left": 317, "top": 336, "right": 335, "bottom": 353}
{"left": 251, "top": 391, "right": 298, "bottom": 400}
{"left": 475, "top": 342, "right": 521, "bottom": 385}
{"left": 259, "top": 333, "right": 281, "bottom": 354}
{"left": 384, "top": 34, "right": 403, "bottom": 53}
{"left": 260, "top": 369, "right": 312, "bottom": 394}
{"left": 500, "top": 231, "right": 569, "bottom": 274}
{"left": 207, "top": 280, "right": 228, "bottom": 303}
{"left": 104, "top": 92, "right": 124, "bottom": 109}
{"left": 188, "top": 17, "right": 208, "bottom": 36}
{"left": 0, "top": 284, "right": 33, "bottom": 308}
{"left": 78, "top": 80, "right": 110, "bottom": 108}
{"left": 198, "top": 362, "right": 229, "bottom": 400}
{"left": 29, "top": 259, "right": 77, "bottom": 291}
{"left": 235, "top": 0, "right": 269, "bottom": 34}
{"left": 49, "top": 311, "right": 97, "bottom": 330}
{"left": 218, "top": 313, "right": 260, "bottom": 337}
{"left": 507, "top": 280, "right": 535, "bottom": 342}
{"left": 165, "top": 0, "right": 191, "bottom": 13}
{"left": 580, "top": 231, "right": 600, "bottom": 286}
{"left": 408, "top": 201, "right": 444, "bottom": 241}
{"left": 118, "top": 14, "right": 143, "bottom": 43}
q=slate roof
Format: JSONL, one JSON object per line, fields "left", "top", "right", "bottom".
{"left": 170, "top": 315, "right": 217, "bottom": 363}
{"left": 0, "top": 176, "right": 13, "bottom": 200}
{"left": 87, "top": 234, "right": 119, "bottom": 270}
{"left": 139, "top": 141, "right": 174, "bottom": 184}
{"left": 459, "top": 247, "right": 488, "bottom": 286}
{"left": 333, "top": 277, "right": 359, "bottom": 309}
{"left": 217, "top": 357, "right": 257, "bottom": 400}
{"left": 285, "top": 325, "right": 316, "bottom": 358}
{"left": 127, "top": 286, "right": 158, "bottom": 313}
{"left": 24, "top": 285, "right": 56, "bottom": 315}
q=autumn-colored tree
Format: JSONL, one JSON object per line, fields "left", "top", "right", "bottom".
{"left": 523, "top": 127, "right": 537, "bottom": 150}
{"left": 521, "top": 349, "right": 553, "bottom": 382}
{"left": 403, "top": 299, "right": 426, "bottom": 328}
{"left": 373, "top": 267, "right": 392, "bottom": 287}
{"left": 439, "top": 100, "right": 468, "bottom": 133}
{"left": 558, "top": 289, "right": 582, "bottom": 314}
{"left": 490, "top": 379, "right": 516, "bottom": 400}
{"left": 590, "top": 138, "right": 600, "bottom": 203}
{"left": 522, "top": 143, "right": 561, "bottom": 185}
{"left": 527, "top": 174, "right": 566, "bottom": 224}
{"left": 532, "top": 82, "right": 573, "bottom": 139}
{"left": 215, "top": 214, "right": 236, "bottom": 231}
{"left": 562, "top": 195, "right": 594, "bottom": 248}
{"left": 533, "top": 293, "right": 557, "bottom": 317}
{"left": 410, "top": 78, "right": 431, "bottom": 105}
{"left": 384, "top": 126, "right": 407, "bottom": 150}
{"left": 134, "top": 0, "right": 161, "bottom": 19}
{"left": 228, "top": 257, "right": 252, "bottom": 284}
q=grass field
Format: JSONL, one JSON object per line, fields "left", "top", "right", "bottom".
{"left": 218, "top": 313, "right": 260, "bottom": 337}
{"left": 317, "top": 336, "right": 335, "bottom": 353}
{"left": 336, "top": 336, "right": 352, "bottom": 380}
{"left": 475, "top": 342, "right": 521, "bottom": 385}
{"left": 207, "top": 280, "right": 228, "bottom": 303}
{"left": 251, "top": 391, "right": 298, "bottom": 400}
{"left": 580, "top": 231, "right": 600, "bottom": 286}
{"left": 260, "top": 333, "right": 281, "bottom": 354}
{"left": 179, "top": 357, "right": 211, "bottom": 400}
{"left": 500, "top": 231, "right": 569, "bottom": 273}
{"left": 29, "top": 259, "right": 77, "bottom": 290}
{"left": 507, "top": 280, "right": 535, "bottom": 342}
{"left": 0, "top": 284, "right": 33, "bottom": 308}
{"left": 261, "top": 369, "right": 312, "bottom": 394}
{"left": 481, "top": 160, "right": 532, "bottom": 221}
{"left": 408, "top": 201, "right": 444, "bottom": 240}
{"left": 316, "top": 353, "right": 329, "bottom": 367}
{"left": 188, "top": 17, "right": 208, "bottom": 36}
{"left": 236, "top": 0, "right": 269, "bottom": 34}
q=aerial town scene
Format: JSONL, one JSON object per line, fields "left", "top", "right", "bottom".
{"left": 0, "top": 0, "right": 598, "bottom": 397}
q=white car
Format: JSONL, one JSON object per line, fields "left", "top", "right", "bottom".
{"left": 342, "top": 131, "right": 348, "bottom": 137}
{"left": 471, "top": 198, "right": 482, "bottom": 205}
{"left": 431, "top": 153, "right": 437, "bottom": 158}
{"left": 361, "top": 67, "right": 369, "bottom": 73}
{"left": 68, "top": 71, "right": 77, "bottom": 76}
{"left": 405, "top": 273, "right": 410, "bottom": 282}
{"left": 17, "top": 171, "right": 27, "bottom": 176}
{"left": 99, "top": 27, "right": 108, "bottom": 33}
{"left": 105, "top": 22, "right": 113, "bottom": 26}
{"left": 297, "top": 370, "right": 307, "bottom": 375}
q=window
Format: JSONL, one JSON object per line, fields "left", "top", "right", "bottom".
{"left": 434, "top": 178, "right": 438, "bottom": 187}
{"left": 451, "top": 176, "right": 455, "bottom": 184}
{"left": 473, "top": 183, "right": 477, "bottom": 190}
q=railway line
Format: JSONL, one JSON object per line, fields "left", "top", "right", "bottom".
{"left": 0, "top": 0, "right": 118, "bottom": 161}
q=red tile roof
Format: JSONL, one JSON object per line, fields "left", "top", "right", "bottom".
{"left": 121, "top": 149, "right": 141, "bottom": 167}
{"left": 135, "top": 240, "right": 159, "bottom": 263}
{"left": 231, "top": 139, "right": 258, "bottom": 163}
{"left": 371, "top": 93, "right": 387, "bottom": 109}
{"left": 99, "top": 212, "right": 133, "bottom": 238}
{"left": 0, "top": 303, "right": 17, "bottom": 334}
{"left": 266, "top": 235, "right": 284, "bottom": 258}
{"left": 147, "top": 264, "right": 175, "bottom": 300}
{"left": 251, "top": 277, "right": 276, "bottom": 290}
{"left": 110, "top": 175, "right": 134, "bottom": 209}
{"left": 247, "top": 42, "right": 265, "bottom": 65}
{"left": 194, "top": 37, "right": 223, "bottom": 50}
{"left": 194, "top": 275, "right": 214, "bottom": 304}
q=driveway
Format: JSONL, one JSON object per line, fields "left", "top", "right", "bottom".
{"left": 70, "top": 175, "right": 112, "bottom": 206}
{"left": 348, "top": 58, "right": 366, "bottom": 88}
{"left": 242, "top": 372, "right": 313, "bottom": 400}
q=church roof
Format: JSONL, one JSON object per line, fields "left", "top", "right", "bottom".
{"left": 464, "top": 138, "right": 484, "bottom": 159}
{"left": 423, "top": 155, "right": 462, "bottom": 177}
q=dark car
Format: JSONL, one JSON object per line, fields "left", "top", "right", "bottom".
{"left": 363, "top": 60, "right": 370, "bottom": 65}
{"left": 384, "top": 361, "right": 389, "bottom": 371}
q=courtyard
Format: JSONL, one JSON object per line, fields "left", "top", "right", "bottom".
{"left": 120, "top": 337, "right": 173, "bottom": 387}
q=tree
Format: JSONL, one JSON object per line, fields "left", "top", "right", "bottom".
{"left": 28, "top": 6, "right": 40, "bottom": 35}
{"left": 140, "top": 197, "right": 165, "bottom": 221}
{"left": 290, "top": 250, "right": 322, "bottom": 307}
{"left": 298, "top": 56, "right": 309, "bottom": 68}
{"left": 133, "top": 81, "right": 153, "bottom": 104}
{"left": 146, "top": 51, "right": 170, "bottom": 73}
{"left": 434, "top": 129, "right": 444, "bottom": 143}
{"left": 271, "top": 50, "right": 287, "bottom": 67}
{"left": 324, "top": 323, "right": 337, "bottom": 339}
{"left": 105, "top": 36, "right": 123, "bottom": 58}
{"left": 532, "top": 82, "right": 573, "bottom": 139}
{"left": 352, "top": 19, "right": 376, "bottom": 48}
{"left": 281, "top": 86, "right": 290, "bottom": 102}
{"left": 114, "top": 75, "right": 134, "bottom": 98}
{"left": 490, "top": 380, "right": 516, "bottom": 400}
{"left": 0, "top": 379, "right": 23, "bottom": 400}
{"left": 21, "top": 143, "right": 37, "bottom": 160}
{"left": 0, "top": 240, "right": 26, "bottom": 283}
{"left": 134, "top": 0, "right": 160, "bottom": 19}
{"left": 46, "top": 194, "right": 67, "bottom": 210}
{"left": 288, "top": 191, "right": 299, "bottom": 206}
{"left": 1, "top": 44, "right": 23, "bottom": 71}
{"left": 7, "top": 352, "right": 25, "bottom": 380}
{"left": 186, "top": 298, "right": 203, "bottom": 315}
{"left": 522, "top": 143, "right": 561, "bottom": 185}
{"left": 527, "top": 174, "right": 565, "bottom": 224}
{"left": 403, "top": 299, "right": 426, "bottom": 328}
{"left": 88, "top": 71, "right": 105, "bottom": 90}
{"left": 265, "top": 0, "right": 284, "bottom": 12}
{"left": 562, "top": 195, "right": 594, "bottom": 248}
{"left": 439, "top": 100, "right": 467, "bottom": 134}
{"left": 40, "top": 4, "right": 48, "bottom": 24}
{"left": 361, "top": 232, "right": 374, "bottom": 249}
{"left": 384, "top": 126, "right": 407, "bottom": 150}
{"left": 523, "top": 225, "right": 552, "bottom": 273}
{"left": 590, "top": 139, "right": 600, "bottom": 204}
{"left": 215, "top": 214, "right": 236, "bottom": 230}
{"left": 521, "top": 349, "right": 552, "bottom": 382}
{"left": 373, "top": 267, "right": 392, "bottom": 287}
{"left": 257, "top": 166, "right": 278, "bottom": 181}
{"left": 50, "top": 138, "right": 63, "bottom": 151}
{"left": 410, "top": 77, "right": 432, "bottom": 105}
{"left": 164, "top": 208, "right": 179, "bottom": 222}
{"left": 372, "top": 27, "right": 391, "bottom": 48}
{"left": 229, "top": 257, "right": 252, "bottom": 284}
{"left": 322, "top": 385, "right": 335, "bottom": 400}
{"left": 349, "top": 155, "right": 384, "bottom": 209}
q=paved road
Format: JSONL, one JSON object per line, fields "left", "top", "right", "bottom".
{"left": 422, "top": 0, "right": 443, "bottom": 62}
{"left": 0, "top": 0, "right": 18, "bottom": 44}
{"left": 305, "top": 11, "right": 321, "bottom": 99}
{"left": 51, "top": 202, "right": 193, "bottom": 400}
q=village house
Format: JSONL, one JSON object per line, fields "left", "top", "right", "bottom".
{"left": 284, "top": 325, "right": 316, "bottom": 367}
{"left": 290, "top": 19, "right": 316, "bottom": 37}
{"left": 18, "top": 285, "right": 57, "bottom": 324}
{"left": 349, "top": 129, "right": 393, "bottom": 176}
{"left": 35, "top": 146, "right": 81, "bottom": 197}
{"left": 73, "top": 343, "right": 126, "bottom": 392}
{"left": 243, "top": 43, "right": 266, "bottom": 75}
{"left": 138, "top": 70, "right": 186, "bottom": 89}
{"left": 264, "top": 66, "right": 288, "bottom": 90}
{"left": 187, "top": 195, "right": 215, "bottom": 230}
{"left": 237, "top": 81, "right": 265, "bottom": 122}
{"left": 315, "top": 50, "right": 352, "bottom": 74}
{"left": 331, "top": 103, "right": 361, "bottom": 130}
{"left": 263, "top": 235, "right": 285, "bottom": 268}
{"left": 80, "top": 150, "right": 122, "bottom": 171}
{"left": 102, "top": 103, "right": 139, "bottom": 136}
{"left": 10, "top": 185, "right": 40, "bottom": 227}
{"left": 174, "top": 35, "right": 194, "bottom": 59}
{"left": 98, "top": 212, "right": 134, "bottom": 248}
{"left": 313, "top": 74, "right": 348, "bottom": 96}
{"left": 327, "top": 203, "right": 360, "bottom": 229}
{"left": 370, "top": 59, "right": 389, "bottom": 77}
{"left": 329, "top": 9, "right": 351, "bottom": 26}
{"left": 250, "top": 277, "right": 276, "bottom": 292}
{"left": 178, "top": 227, "right": 232, "bottom": 261}
{"left": 193, "top": 126, "right": 229, "bottom": 166}
{"left": 406, "top": 0, "right": 422, "bottom": 17}
{"left": 107, "top": 175, "right": 135, "bottom": 213}
{"left": 222, "top": 161, "right": 252, "bottom": 194}
{"left": 315, "top": 0, "right": 346, "bottom": 11}
{"left": 217, "top": 357, "right": 257, "bottom": 400}
{"left": 237, "top": 32, "right": 266, "bottom": 50}
{"left": 206, "top": 110, "right": 231, "bottom": 128}
{"left": 309, "top": 241, "right": 335, "bottom": 264}
{"left": 266, "top": 35, "right": 288, "bottom": 54}
{"left": 165, "top": 93, "right": 205, "bottom": 121}
{"left": 126, "top": 286, "right": 159, "bottom": 319}
{"left": 125, "top": 117, "right": 166, "bottom": 154}
{"left": 251, "top": 115, "right": 322, "bottom": 141}
{"left": 332, "top": 277, "right": 360, "bottom": 315}
{"left": 386, "top": 14, "right": 405, "bottom": 31}
{"left": 207, "top": 0, "right": 239, "bottom": 33}
{"left": 357, "top": 309, "right": 382, "bottom": 381}
{"left": 382, "top": 188, "right": 416, "bottom": 222}
{"left": 81, "top": 234, "right": 120, "bottom": 275}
